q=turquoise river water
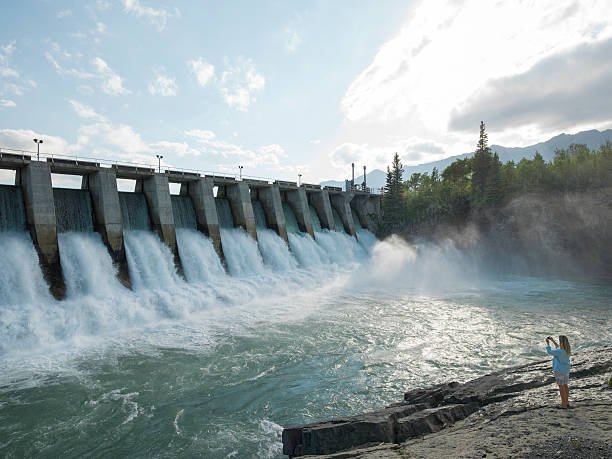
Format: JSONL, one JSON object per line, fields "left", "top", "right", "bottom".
{"left": 0, "top": 228, "right": 610, "bottom": 458}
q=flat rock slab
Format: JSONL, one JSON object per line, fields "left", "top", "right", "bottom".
{"left": 283, "top": 347, "right": 612, "bottom": 458}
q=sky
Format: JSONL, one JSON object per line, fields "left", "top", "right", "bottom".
{"left": 1, "top": 0, "right": 611, "bottom": 186}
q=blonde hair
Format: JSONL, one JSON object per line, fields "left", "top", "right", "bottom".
{"left": 559, "top": 335, "right": 571, "bottom": 356}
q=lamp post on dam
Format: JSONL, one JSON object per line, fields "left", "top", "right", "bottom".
{"left": 33, "top": 138, "right": 43, "bottom": 161}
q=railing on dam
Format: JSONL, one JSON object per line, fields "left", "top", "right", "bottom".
{"left": 0, "top": 146, "right": 383, "bottom": 194}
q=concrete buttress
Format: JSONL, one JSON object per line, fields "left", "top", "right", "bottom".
{"left": 330, "top": 193, "right": 357, "bottom": 236}
{"left": 141, "top": 174, "right": 184, "bottom": 276}
{"left": 85, "top": 169, "right": 130, "bottom": 287}
{"left": 226, "top": 182, "right": 257, "bottom": 240}
{"left": 285, "top": 187, "right": 314, "bottom": 237}
{"left": 17, "top": 162, "right": 66, "bottom": 299}
{"left": 308, "top": 189, "right": 335, "bottom": 231}
{"left": 258, "top": 184, "right": 288, "bottom": 242}
{"left": 183, "top": 177, "right": 224, "bottom": 261}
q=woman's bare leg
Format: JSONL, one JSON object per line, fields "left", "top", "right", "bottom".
{"left": 559, "top": 384, "right": 569, "bottom": 408}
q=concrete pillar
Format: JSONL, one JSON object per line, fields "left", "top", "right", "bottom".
{"left": 226, "top": 182, "right": 257, "bottom": 240}
{"left": 84, "top": 170, "right": 130, "bottom": 288}
{"left": 17, "top": 162, "right": 65, "bottom": 299}
{"left": 330, "top": 193, "right": 357, "bottom": 237}
{"left": 285, "top": 187, "right": 314, "bottom": 237}
{"left": 141, "top": 174, "right": 183, "bottom": 276}
{"left": 258, "top": 184, "right": 288, "bottom": 242}
{"left": 182, "top": 177, "right": 224, "bottom": 261}
{"left": 350, "top": 197, "right": 367, "bottom": 229}
{"left": 308, "top": 190, "right": 335, "bottom": 231}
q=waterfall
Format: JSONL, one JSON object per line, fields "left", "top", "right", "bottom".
{"left": 124, "top": 230, "right": 179, "bottom": 289}
{"left": 119, "top": 192, "right": 151, "bottom": 231}
{"left": 257, "top": 229, "right": 298, "bottom": 271}
{"left": 331, "top": 207, "right": 344, "bottom": 233}
{"left": 175, "top": 228, "right": 225, "bottom": 282}
{"left": 0, "top": 185, "right": 26, "bottom": 232}
{"left": 171, "top": 195, "right": 197, "bottom": 230}
{"left": 219, "top": 228, "right": 265, "bottom": 276}
{"left": 356, "top": 229, "right": 378, "bottom": 252}
{"left": 309, "top": 205, "right": 322, "bottom": 232}
{"left": 53, "top": 188, "right": 95, "bottom": 233}
{"left": 288, "top": 233, "right": 330, "bottom": 267}
{"left": 0, "top": 232, "right": 51, "bottom": 305}
{"left": 58, "top": 232, "right": 122, "bottom": 298}
{"left": 216, "top": 198, "right": 234, "bottom": 228}
{"left": 252, "top": 200, "right": 267, "bottom": 228}
{"left": 315, "top": 230, "right": 367, "bottom": 264}
{"left": 282, "top": 202, "right": 300, "bottom": 233}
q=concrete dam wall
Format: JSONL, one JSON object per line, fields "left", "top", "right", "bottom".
{"left": 0, "top": 153, "right": 381, "bottom": 299}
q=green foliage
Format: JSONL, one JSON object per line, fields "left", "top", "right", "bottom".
{"left": 381, "top": 153, "right": 408, "bottom": 233}
{"left": 380, "top": 125, "right": 612, "bottom": 234}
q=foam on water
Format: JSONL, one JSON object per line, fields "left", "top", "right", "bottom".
{"left": 220, "top": 227, "right": 265, "bottom": 276}
{"left": 125, "top": 230, "right": 180, "bottom": 289}
{"left": 287, "top": 232, "right": 330, "bottom": 267}
{"left": 314, "top": 230, "right": 367, "bottom": 264}
{"left": 59, "top": 232, "right": 122, "bottom": 297}
{"left": 356, "top": 229, "right": 378, "bottom": 252}
{"left": 257, "top": 229, "right": 298, "bottom": 271}
{"left": 1, "top": 225, "right": 611, "bottom": 459}
{"left": 0, "top": 232, "right": 50, "bottom": 305}
{"left": 176, "top": 228, "right": 225, "bottom": 282}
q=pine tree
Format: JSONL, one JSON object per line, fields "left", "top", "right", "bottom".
{"left": 472, "top": 121, "right": 492, "bottom": 196}
{"left": 382, "top": 152, "right": 407, "bottom": 232}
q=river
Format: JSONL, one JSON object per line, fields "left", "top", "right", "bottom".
{"left": 0, "top": 228, "right": 610, "bottom": 458}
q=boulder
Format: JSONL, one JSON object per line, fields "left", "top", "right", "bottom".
{"left": 282, "top": 346, "right": 612, "bottom": 457}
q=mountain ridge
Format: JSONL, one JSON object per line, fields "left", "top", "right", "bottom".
{"left": 321, "top": 128, "right": 612, "bottom": 190}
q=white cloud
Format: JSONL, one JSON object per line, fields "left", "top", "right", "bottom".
{"left": 0, "top": 41, "right": 19, "bottom": 79}
{"left": 150, "top": 141, "right": 201, "bottom": 157}
{"left": 45, "top": 42, "right": 95, "bottom": 79}
{"left": 337, "top": 0, "right": 612, "bottom": 170}
{"left": 219, "top": 57, "right": 265, "bottom": 111}
{"left": 184, "top": 129, "right": 216, "bottom": 141}
{"left": 188, "top": 58, "right": 215, "bottom": 87}
{"left": 96, "top": 22, "right": 107, "bottom": 33}
{"left": 449, "top": 38, "right": 612, "bottom": 133}
{"left": 57, "top": 9, "right": 72, "bottom": 19}
{"left": 0, "top": 129, "right": 76, "bottom": 154}
{"left": 122, "top": 0, "right": 180, "bottom": 31}
{"left": 77, "top": 85, "right": 95, "bottom": 95}
{"left": 284, "top": 27, "right": 301, "bottom": 53}
{"left": 0, "top": 99, "right": 16, "bottom": 108}
{"left": 185, "top": 128, "right": 285, "bottom": 168}
{"left": 92, "top": 57, "right": 130, "bottom": 95}
{"left": 148, "top": 70, "right": 178, "bottom": 96}
{"left": 69, "top": 99, "right": 100, "bottom": 119}
{"left": 329, "top": 137, "right": 448, "bottom": 173}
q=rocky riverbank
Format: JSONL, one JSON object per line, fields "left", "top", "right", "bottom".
{"left": 282, "top": 347, "right": 612, "bottom": 458}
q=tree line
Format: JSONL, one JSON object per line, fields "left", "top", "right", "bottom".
{"left": 381, "top": 121, "right": 612, "bottom": 235}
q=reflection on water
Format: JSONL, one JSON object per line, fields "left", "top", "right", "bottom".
{"left": 0, "top": 233, "right": 610, "bottom": 458}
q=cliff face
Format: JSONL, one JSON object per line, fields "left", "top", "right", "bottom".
{"left": 477, "top": 188, "right": 612, "bottom": 280}
{"left": 396, "top": 188, "right": 612, "bottom": 281}
{"left": 282, "top": 347, "right": 612, "bottom": 458}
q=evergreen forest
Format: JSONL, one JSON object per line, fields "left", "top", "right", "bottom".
{"left": 381, "top": 122, "right": 612, "bottom": 236}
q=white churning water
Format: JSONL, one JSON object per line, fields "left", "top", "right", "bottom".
{"left": 1, "top": 223, "right": 610, "bottom": 459}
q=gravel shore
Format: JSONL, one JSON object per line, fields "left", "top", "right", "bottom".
{"left": 285, "top": 347, "right": 612, "bottom": 458}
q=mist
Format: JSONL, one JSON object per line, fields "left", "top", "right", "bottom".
{"left": 393, "top": 188, "right": 612, "bottom": 282}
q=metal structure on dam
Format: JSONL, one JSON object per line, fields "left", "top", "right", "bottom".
{"left": 0, "top": 148, "right": 381, "bottom": 299}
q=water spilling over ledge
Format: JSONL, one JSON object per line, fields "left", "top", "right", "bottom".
{"left": 1, "top": 157, "right": 610, "bottom": 458}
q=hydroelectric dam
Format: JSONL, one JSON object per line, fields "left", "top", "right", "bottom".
{"left": 0, "top": 150, "right": 381, "bottom": 299}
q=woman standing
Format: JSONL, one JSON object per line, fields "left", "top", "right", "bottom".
{"left": 546, "top": 335, "right": 572, "bottom": 408}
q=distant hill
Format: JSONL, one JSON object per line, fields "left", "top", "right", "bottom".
{"left": 321, "top": 128, "right": 612, "bottom": 190}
